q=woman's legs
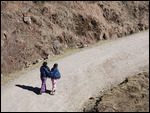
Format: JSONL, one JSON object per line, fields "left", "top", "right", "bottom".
{"left": 40, "top": 76, "right": 47, "bottom": 93}
{"left": 51, "top": 79, "right": 57, "bottom": 94}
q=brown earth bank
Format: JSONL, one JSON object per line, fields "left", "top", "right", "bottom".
{"left": 1, "top": 1, "right": 149, "bottom": 75}
{"left": 83, "top": 71, "right": 149, "bottom": 112}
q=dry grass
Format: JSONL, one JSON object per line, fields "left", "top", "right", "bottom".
{"left": 83, "top": 70, "right": 149, "bottom": 112}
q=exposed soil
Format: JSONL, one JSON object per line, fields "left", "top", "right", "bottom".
{"left": 1, "top": 1, "right": 149, "bottom": 75}
{"left": 83, "top": 71, "right": 149, "bottom": 112}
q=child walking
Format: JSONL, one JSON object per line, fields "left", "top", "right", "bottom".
{"left": 50, "top": 63, "right": 61, "bottom": 95}
{"left": 40, "top": 62, "right": 51, "bottom": 94}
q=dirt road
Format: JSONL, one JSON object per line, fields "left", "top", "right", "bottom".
{"left": 1, "top": 31, "right": 149, "bottom": 112}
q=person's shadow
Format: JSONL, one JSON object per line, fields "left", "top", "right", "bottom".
{"left": 15, "top": 84, "right": 51, "bottom": 95}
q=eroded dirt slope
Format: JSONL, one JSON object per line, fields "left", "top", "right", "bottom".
{"left": 1, "top": 1, "right": 149, "bottom": 75}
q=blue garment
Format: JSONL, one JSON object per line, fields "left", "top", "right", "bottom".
{"left": 49, "top": 68, "right": 61, "bottom": 79}
{"left": 40, "top": 66, "right": 51, "bottom": 77}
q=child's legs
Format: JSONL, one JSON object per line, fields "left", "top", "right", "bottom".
{"left": 40, "top": 76, "right": 47, "bottom": 93}
{"left": 51, "top": 79, "right": 57, "bottom": 92}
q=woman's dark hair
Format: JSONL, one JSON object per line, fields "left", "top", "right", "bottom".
{"left": 43, "top": 62, "right": 47, "bottom": 67}
{"left": 53, "top": 63, "right": 58, "bottom": 68}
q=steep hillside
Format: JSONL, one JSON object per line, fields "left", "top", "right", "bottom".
{"left": 1, "top": 1, "right": 149, "bottom": 75}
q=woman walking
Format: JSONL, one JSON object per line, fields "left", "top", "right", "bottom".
{"left": 40, "top": 62, "right": 51, "bottom": 94}
{"left": 50, "top": 63, "right": 61, "bottom": 95}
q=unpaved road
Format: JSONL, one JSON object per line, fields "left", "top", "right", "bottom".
{"left": 1, "top": 31, "right": 149, "bottom": 112}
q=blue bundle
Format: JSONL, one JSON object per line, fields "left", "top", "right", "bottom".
{"left": 47, "top": 68, "right": 61, "bottom": 79}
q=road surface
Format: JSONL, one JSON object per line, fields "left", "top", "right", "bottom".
{"left": 1, "top": 31, "right": 149, "bottom": 112}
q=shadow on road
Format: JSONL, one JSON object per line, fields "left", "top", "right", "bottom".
{"left": 15, "top": 84, "right": 51, "bottom": 95}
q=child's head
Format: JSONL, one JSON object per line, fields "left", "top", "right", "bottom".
{"left": 43, "top": 62, "right": 47, "bottom": 67}
{"left": 53, "top": 63, "right": 58, "bottom": 68}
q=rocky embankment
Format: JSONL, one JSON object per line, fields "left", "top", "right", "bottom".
{"left": 1, "top": 1, "right": 149, "bottom": 75}
{"left": 83, "top": 71, "right": 149, "bottom": 112}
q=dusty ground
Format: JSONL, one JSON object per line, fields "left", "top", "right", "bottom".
{"left": 1, "top": 1, "right": 149, "bottom": 75}
{"left": 1, "top": 31, "right": 149, "bottom": 112}
{"left": 83, "top": 71, "right": 149, "bottom": 112}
